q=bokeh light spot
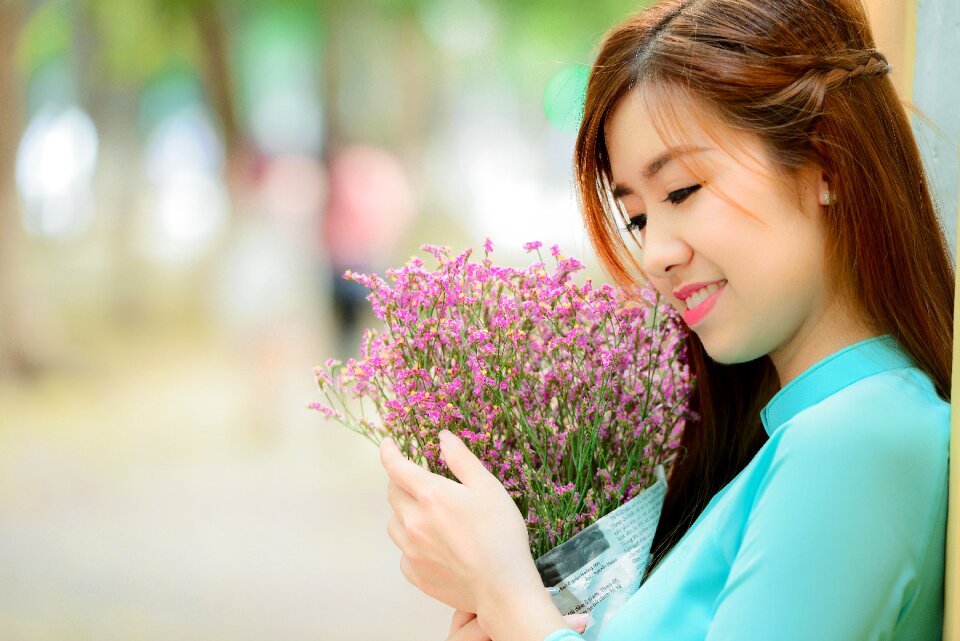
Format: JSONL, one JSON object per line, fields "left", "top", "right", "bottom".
{"left": 543, "top": 65, "right": 589, "bottom": 135}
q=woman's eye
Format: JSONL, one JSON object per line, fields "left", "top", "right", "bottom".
{"left": 621, "top": 184, "right": 700, "bottom": 233}
{"left": 625, "top": 214, "right": 646, "bottom": 232}
{"left": 663, "top": 184, "right": 702, "bottom": 205}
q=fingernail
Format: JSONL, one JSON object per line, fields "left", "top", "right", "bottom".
{"left": 569, "top": 613, "right": 590, "bottom": 633}
{"left": 438, "top": 429, "right": 453, "bottom": 441}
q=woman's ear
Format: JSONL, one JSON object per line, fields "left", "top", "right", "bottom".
{"left": 816, "top": 171, "right": 835, "bottom": 207}
{"left": 794, "top": 163, "right": 828, "bottom": 219}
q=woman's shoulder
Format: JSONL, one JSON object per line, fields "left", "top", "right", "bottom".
{"left": 776, "top": 365, "right": 949, "bottom": 473}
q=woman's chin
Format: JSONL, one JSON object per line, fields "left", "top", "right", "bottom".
{"left": 698, "top": 333, "right": 765, "bottom": 366}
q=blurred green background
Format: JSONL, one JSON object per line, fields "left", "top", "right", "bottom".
{"left": 0, "top": 0, "right": 955, "bottom": 640}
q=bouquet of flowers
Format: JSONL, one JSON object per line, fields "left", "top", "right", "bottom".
{"left": 311, "top": 240, "right": 696, "bottom": 561}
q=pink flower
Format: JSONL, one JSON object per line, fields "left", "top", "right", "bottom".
{"left": 310, "top": 240, "right": 693, "bottom": 559}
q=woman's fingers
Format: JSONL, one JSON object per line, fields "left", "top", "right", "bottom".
{"left": 379, "top": 434, "right": 535, "bottom": 615}
{"left": 449, "top": 610, "right": 477, "bottom": 636}
{"left": 562, "top": 613, "right": 591, "bottom": 634}
{"left": 445, "top": 617, "right": 489, "bottom": 641}
{"left": 399, "top": 553, "right": 428, "bottom": 594}
{"left": 386, "top": 514, "right": 407, "bottom": 550}
{"left": 379, "top": 437, "right": 436, "bottom": 497}
{"left": 443, "top": 610, "right": 587, "bottom": 641}
{"left": 386, "top": 478, "right": 415, "bottom": 512}
{"left": 437, "top": 430, "right": 492, "bottom": 488}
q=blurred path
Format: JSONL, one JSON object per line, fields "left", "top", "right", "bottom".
{"left": 0, "top": 324, "right": 449, "bottom": 641}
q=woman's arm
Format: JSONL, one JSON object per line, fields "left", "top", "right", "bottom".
{"left": 380, "top": 430, "right": 570, "bottom": 641}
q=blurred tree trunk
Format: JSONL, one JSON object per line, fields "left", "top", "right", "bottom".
{"left": 0, "top": 1, "right": 36, "bottom": 376}
{"left": 79, "top": 1, "right": 147, "bottom": 326}
{"left": 397, "top": 15, "right": 429, "bottom": 183}
{"left": 187, "top": 0, "right": 249, "bottom": 190}
{"left": 320, "top": 1, "right": 345, "bottom": 151}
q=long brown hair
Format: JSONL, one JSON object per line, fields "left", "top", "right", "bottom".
{"left": 574, "top": 0, "right": 955, "bottom": 584}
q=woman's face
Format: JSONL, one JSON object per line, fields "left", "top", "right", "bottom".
{"left": 605, "top": 89, "right": 846, "bottom": 381}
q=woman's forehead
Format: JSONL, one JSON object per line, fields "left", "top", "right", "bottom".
{"left": 606, "top": 87, "right": 771, "bottom": 181}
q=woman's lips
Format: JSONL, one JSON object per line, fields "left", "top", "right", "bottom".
{"left": 682, "top": 282, "right": 725, "bottom": 326}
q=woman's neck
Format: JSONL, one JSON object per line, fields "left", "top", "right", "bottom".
{"left": 769, "top": 301, "right": 880, "bottom": 387}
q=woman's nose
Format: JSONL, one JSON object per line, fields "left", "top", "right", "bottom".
{"left": 638, "top": 217, "right": 691, "bottom": 278}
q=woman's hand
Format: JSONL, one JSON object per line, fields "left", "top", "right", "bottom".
{"left": 447, "top": 609, "right": 591, "bottom": 641}
{"left": 379, "top": 429, "right": 542, "bottom": 614}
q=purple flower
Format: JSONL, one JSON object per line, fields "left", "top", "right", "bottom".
{"left": 310, "top": 240, "right": 694, "bottom": 559}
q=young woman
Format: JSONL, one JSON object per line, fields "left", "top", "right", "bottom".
{"left": 379, "top": 0, "right": 954, "bottom": 639}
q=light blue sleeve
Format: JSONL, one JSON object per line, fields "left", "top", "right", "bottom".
{"left": 704, "top": 397, "right": 946, "bottom": 641}
{"left": 542, "top": 630, "right": 582, "bottom": 641}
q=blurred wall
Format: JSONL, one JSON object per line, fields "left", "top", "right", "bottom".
{"left": 863, "top": 0, "right": 958, "bottom": 259}
{"left": 913, "top": 0, "right": 960, "bottom": 260}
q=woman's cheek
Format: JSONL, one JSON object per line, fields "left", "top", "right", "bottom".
{"left": 650, "top": 279, "right": 680, "bottom": 312}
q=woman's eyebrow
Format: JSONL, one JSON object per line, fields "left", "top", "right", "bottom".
{"left": 644, "top": 146, "right": 708, "bottom": 179}
{"left": 613, "top": 146, "right": 709, "bottom": 197}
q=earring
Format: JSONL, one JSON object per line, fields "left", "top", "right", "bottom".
{"left": 820, "top": 189, "right": 837, "bottom": 206}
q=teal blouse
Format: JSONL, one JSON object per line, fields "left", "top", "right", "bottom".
{"left": 544, "top": 334, "right": 950, "bottom": 641}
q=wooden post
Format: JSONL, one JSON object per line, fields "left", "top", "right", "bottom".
{"left": 947, "top": 159, "right": 960, "bottom": 640}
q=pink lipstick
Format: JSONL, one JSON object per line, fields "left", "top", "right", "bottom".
{"left": 682, "top": 282, "right": 725, "bottom": 326}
